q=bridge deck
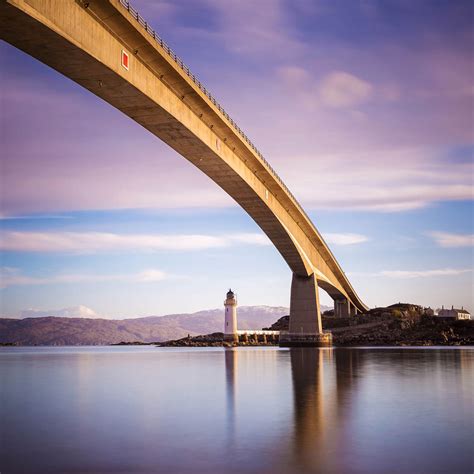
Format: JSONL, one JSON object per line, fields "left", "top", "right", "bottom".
{"left": 0, "top": 0, "right": 368, "bottom": 315}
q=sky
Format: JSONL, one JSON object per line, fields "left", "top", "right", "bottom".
{"left": 0, "top": 0, "right": 473, "bottom": 318}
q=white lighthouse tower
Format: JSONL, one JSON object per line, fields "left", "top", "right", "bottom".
{"left": 224, "top": 289, "right": 238, "bottom": 342}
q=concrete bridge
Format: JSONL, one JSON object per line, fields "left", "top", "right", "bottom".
{"left": 1, "top": 0, "right": 368, "bottom": 345}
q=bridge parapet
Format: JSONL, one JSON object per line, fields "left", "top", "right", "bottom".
{"left": 236, "top": 330, "right": 280, "bottom": 336}
{"left": 116, "top": 0, "right": 296, "bottom": 204}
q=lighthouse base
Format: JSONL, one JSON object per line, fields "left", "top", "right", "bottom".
{"left": 279, "top": 331, "right": 332, "bottom": 347}
{"left": 224, "top": 333, "right": 239, "bottom": 343}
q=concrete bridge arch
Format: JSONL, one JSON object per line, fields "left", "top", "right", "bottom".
{"left": 1, "top": 0, "right": 368, "bottom": 344}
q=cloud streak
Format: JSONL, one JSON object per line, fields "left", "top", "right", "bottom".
{"left": 0, "top": 230, "right": 367, "bottom": 253}
{"left": 281, "top": 149, "right": 473, "bottom": 212}
{"left": 380, "top": 269, "right": 472, "bottom": 279}
{"left": 350, "top": 268, "right": 472, "bottom": 279}
{"left": 428, "top": 232, "right": 474, "bottom": 248}
{"left": 0, "top": 231, "right": 271, "bottom": 253}
{"left": 0, "top": 267, "right": 168, "bottom": 289}
{"left": 323, "top": 233, "right": 369, "bottom": 245}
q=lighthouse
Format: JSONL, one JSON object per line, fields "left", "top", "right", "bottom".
{"left": 224, "top": 289, "right": 238, "bottom": 342}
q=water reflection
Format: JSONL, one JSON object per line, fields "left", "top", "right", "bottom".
{"left": 288, "top": 348, "right": 362, "bottom": 473}
{"left": 223, "top": 347, "right": 474, "bottom": 474}
{"left": 1, "top": 347, "right": 472, "bottom": 473}
{"left": 224, "top": 348, "right": 238, "bottom": 441}
{"left": 289, "top": 348, "right": 327, "bottom": 471}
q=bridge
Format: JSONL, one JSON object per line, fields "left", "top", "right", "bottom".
{"left": 1, "top": 0, "right": 368, "bottom": 346}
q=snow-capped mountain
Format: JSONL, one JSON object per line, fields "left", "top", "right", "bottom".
{"left": 19, "top": 305, "right": 104, "bottom": 319}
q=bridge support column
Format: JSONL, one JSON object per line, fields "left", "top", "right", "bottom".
{"left": 334, "top": 299, "right": 350, "bottom": 318}
{"left": 350, "top": 302, "right": 357, "bottom": 317}
{"left": 339, "top": 299, "right": 350, "bottom": 318}
{"left": 280, "top": 274, "right": 332, "bottom": 347}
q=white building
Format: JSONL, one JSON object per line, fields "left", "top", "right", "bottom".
{"left": 437, "top": 306, "right": 471, "bottom": 320}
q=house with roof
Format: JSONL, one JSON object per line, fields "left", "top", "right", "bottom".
{"left": 437, "top": 306, "right": 471, "bottom": 320}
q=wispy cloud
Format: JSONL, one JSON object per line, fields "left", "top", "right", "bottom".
{"left": 428, "top": 232, "right": 474, "bottom": 248}
{"left": 281, "top": 149, "right": 473, "bottom": 212}
{"left": 278, "top": 67, "right": 374, "bottom": 109}
{"left": 0, "top": 229, "right": 365, "bottom": 254}
{"left": 0, "top": 213, "right": 72, "bottom": 220}
{"left": 380, "top": 268, "right": 472, "bottom": 279}
{"left": 0, "top": 267, "right": 168, "bottom": 289}
{"left": 186, "top": 0, "right": 304, "bottom": 58}
{"left": 319, "top": 71, "right": 373, "bottom": 108}
{"left": 323, "top": 233, "right": 369, "bottom": 245}
{"left": 0, "top": 231, "right": 270, "bottom": 253}
{"left": 349, "top": 268, "right": 472, "bottom": 279}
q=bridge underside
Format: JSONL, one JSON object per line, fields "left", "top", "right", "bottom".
{"left": 0, "top": 0, "right": 367, "bottom": 346}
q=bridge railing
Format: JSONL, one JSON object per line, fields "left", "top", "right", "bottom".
{"left": 280, "top": 330, "right": 333, "bottom": 336}
{"left": 117, "top": 0, "right": 302, "bottom": 205}
{"left": 117, "top": 0, "right": 358, "bottom": 300}
{"left": 236, "top": 330, "right": 280, "bottom": 336}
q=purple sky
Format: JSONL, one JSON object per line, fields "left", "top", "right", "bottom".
{"left": 1, "top": 0, "right": 472, "bottom": 318}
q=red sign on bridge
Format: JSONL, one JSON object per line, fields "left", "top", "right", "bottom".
{"left": 121, "top": 50, "right": 129, "bottom": 70}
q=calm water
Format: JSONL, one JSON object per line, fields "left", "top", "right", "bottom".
{"left": 0, "top": 347, "right": 472, "bottom": 474}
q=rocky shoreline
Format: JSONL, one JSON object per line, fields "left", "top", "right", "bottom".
{"left": 156, "top": 304, "right": 474, "bottom": 347}
{"left": 157, "top": 332, "right": 283, "bottom": 347}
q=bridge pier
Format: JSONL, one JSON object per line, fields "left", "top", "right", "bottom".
{"left": 280, "top": 274, "right": 332, "bottom": 347}
{"left": 334, "top": 298, "right": 351, "bottom": 318}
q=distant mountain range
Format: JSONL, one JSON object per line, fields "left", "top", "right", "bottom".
{"left": 0, "top": 305, "right": 328, "bottom": 346}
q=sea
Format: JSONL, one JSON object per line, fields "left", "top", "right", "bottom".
{"left": 0, "top": 346, "right": 472, "bottom": 473}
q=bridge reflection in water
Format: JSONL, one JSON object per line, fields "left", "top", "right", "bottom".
{"left": 289, "top": 348, "right": 366, "bottom": 473}
{"left": 223, "top": 347, "right": 363, "bottom": 473}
